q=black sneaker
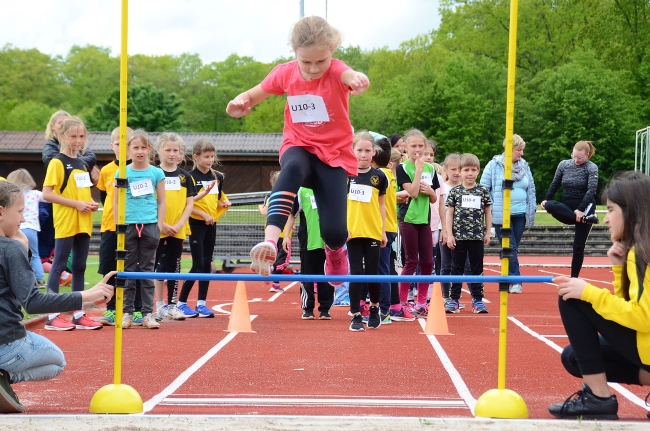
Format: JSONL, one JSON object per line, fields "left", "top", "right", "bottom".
{"left": 367, "top": 305, "right": 380, "bottom": 329}
{"left": 349, "top": 313, "right": 365, "bottom": 332}
{"left": 645, "top": 393, "right": 650, "bottom": 419}
{"left": 0, "top": 370, "right": 24, "bottom": 413}
{"left": 302, "top": 309, "right": 315, "bottom": 320}
{"left": 548, "top": 384, "right": 618, "bottom": 420}
{"left": 581, "top": 214, "right": 599, "bottom": 224}
{"left": 319, "top": 310, "right": 331, "bottom": 320}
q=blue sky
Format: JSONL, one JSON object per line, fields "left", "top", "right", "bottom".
{"left": 2, "top": 0, "right": 441, "bottom": 64}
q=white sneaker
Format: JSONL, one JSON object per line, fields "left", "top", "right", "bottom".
{"left": 509, "top": 284, "right": 523, "bottom": 294}
{"left": 250, "top": 241, "right": 276, "bottom": 277}
{"left": 154, "top": 304, "right": 169, "bottom": 321}
{"left": 143, "top": 313, "right": 160, "bottom": 329}
{"left": 122, "top": 313, "right": 133, "bottom": 329}
{"left": 166, "top": 305, "right": 187, "bottom": 321}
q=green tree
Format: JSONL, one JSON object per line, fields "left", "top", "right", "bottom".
{"left": 1, "top": 101, "right": 54, "bottom": 131}
{"left": 85, "top": 83, "right": 183, "bottom": 132}
{"left": 516, "top": 49, "right": 644, "bottom": 196}
{"left": 62, "top": 45, "right": 119, "bottom": 114}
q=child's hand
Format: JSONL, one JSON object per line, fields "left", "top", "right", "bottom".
{"left": 282, "top": 240, "right": 290, "bottom": 253}
{"left": 414, "top": 155, "right": 425, "bottom": 170}
{"left": 203, "top": 180, "right": 216, "bottom": 194}
{"left": 440, "top": 230, "right": 447, "bottom": 246}
{"left": 162, "top": 222, "right": 177, "bottom": 237}
{"left": 89, "top": 201, "right": 99, "bottom": 212}
{"left": 607, "top": 241, "right": 625, "bottom": 265}
{"left": 75, "top": 201, "right": 94, "bottom": 214}
{"left": 419, "top": 182, "right": 433, "bottom": 196}
{"left": 483, "top": 231, "right": 490, "bottom": 246}
{"left": 448, "top": 234, "right": 456, "bottom": 250}
{"left": 349, "top": 72, "right": 370, "bottom": 95}
{"left": 381, "top": 232, "right": 388, "bottom": 248}
{"left": 258, "top": 204, "right": 268, "bottom": 216}
{"left": 203, "top": 215, "right": 214, "bottom": 226}
{"left": 226, "top": 99, "right": 252, "bottom": 118}
{"left": 554, "top": 276, "right": 588, "bottom": 300}
{"left": 218, "top": 200, "right": 231, "bottom": 208}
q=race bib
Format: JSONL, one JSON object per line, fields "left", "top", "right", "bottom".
{"left": 74, "top": 172, "right": 92, "bottom": 188}
{"left": 287, "top": 95, "right": 330, "bottom": 123}
{"left": 310, "top": 195, "right": 317, "bottom": 209}
{"left": 461, "top": 195, "right": 481, "bottom": 209}
{"left": 349, "top": 184, "right": 372, "bottom": 203}
{"left": 165, "top": 177, "right": 180, "bottom": 191}
{"left": 420, "top": 172, "right": 432, "bottom": 186}
{"left": 130, "top": 179, "right": 154, "bottom": 197}
{"left": 201, "top": 181, "right": 219, "bottom": 195}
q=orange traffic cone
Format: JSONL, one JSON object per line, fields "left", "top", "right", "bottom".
{"left": 421, "top": 282, "right": 450, "bottom": 335}
{"left": 226, "top": 281, "right": 254, "bottom": 333}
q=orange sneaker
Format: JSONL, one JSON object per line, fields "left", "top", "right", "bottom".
{"left": 72, "top": 314, "right": 102, "bottom": 330}
{"left": 44, "top": 315, "right": 75, "bottom": 331}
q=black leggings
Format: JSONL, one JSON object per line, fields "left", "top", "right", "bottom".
{"left": 179, "top": 218, "right": 216, "bottom": 303}
{"left": 559, "top": 296, "right": 650, "bottom": 384}
{"left": 267, "top": 146, "right": 348, "bottom": 250}
{"left": 545, "top": 199, "right": 594, "bottom": 277}
{"left": 155, "top": 236, "right": 184, "bottom": 305}
{"left": 348, "top": 237, "right": 381, "bottom": 314}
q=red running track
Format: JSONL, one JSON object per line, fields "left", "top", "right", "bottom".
{"left": 13, "top": 258, "right": 650, "bottom": 421}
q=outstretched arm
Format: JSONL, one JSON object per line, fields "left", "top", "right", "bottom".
{"left": 226, "top": 84, "right": 272, "bottom": 118}
{"left": 341, "top": 70, "right": 369, "bottom": 95}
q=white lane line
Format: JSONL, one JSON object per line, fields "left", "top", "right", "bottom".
{"left": 461, "top": 288, "right": 490, "bottom": 304}
{"left": 540, "top": 335, "right": 568, "bottom": 338}
{"left": 160, "top": 397, "right": 465, "bottom": 408}
{"left": 485, "top": 263, "right": 611, "bottom": 268}
{"left": 143, "top": 315, "right": 258, "bottom": 413}
{"left": 538, "top": 269, "right": 612, "bottom": 286}
{"left": 508, "top": 316, "right": 650, "bottom": 412}
{"left": 418, "top": 318, "right": 476, "bottom": 415}
{"left": 213, "top": 298, "right": 262, "bottom": 315}
{"left": 268, "top": 281, "right": 299, "bottom": 302}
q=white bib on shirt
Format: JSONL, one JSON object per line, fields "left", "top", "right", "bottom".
{"left": 74, "top": 172, "right": 92, "bottom": 188}
{"left": 130, "top": 179, "right": 154, "bottom": 197}
{"left": 420, "top": 172, "right": 432, "bottom": 186}
{"left": 201, "top": 181, "right": 219, "bottom": 195}
{"left": 461, "top": 195, "right": 480, "bottom": 209}
{"left": 165, "top": 177, "right": 180, "bottom": 191}
{"left": 287, "top": 95, "right": 330, "bottom": 123}
{"left": 348, "top": 184, "right": 372, "bottom": 203}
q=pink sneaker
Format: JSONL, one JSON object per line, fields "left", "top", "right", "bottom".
{"left": 324, "top": 246, "right": 348, "bottom": 287}
{"left": 72, "top": 314, "right": 103, "bottom": 330}
{"left": 250, "top": 241, "right": 277, "bottom": 277}
{"left": 269, "top": 283, "right": 284, "bottom": 293}
{"left": 44, "top": 315, "right": 75, "bottom": 331}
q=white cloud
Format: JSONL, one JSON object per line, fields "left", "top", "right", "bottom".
{"left": 1, "top": 0, "right": 440, "bottom": 64}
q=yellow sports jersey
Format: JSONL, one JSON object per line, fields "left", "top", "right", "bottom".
{"left": 347, "top": 168, "right": 388, "bottom": 241}
{"left": 190, "top": 168, "right": 224, "bottom": 221}
{"left": 380, "top": 167, "right": 398, "bottom": 234}
{"left": 97, "top": 160, "right": 119, "bottom": 232}
{"left": 161, "top": 167, "right": 197, "bottom": 239}
{"left": 43, "top": 154, "right": 93, "bottom": 238}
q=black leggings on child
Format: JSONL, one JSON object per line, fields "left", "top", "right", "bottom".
{"left": 266, "top": 146, "right": 348, "bottom": 250}
{"left": 179, "top": 218, "right": 216, "bottom": 303}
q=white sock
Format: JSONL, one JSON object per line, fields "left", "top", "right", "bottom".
{"left": 73, "top": 311, "right": 84, "bottom": 319}
{"left": 48, "top": 313, "right": 59, "bottom": 320}
{"left": 156, "top": 300, "right": 166, "bottom": 310}
{"left": 197, "top": 300, "right": 206, "bottom": 307}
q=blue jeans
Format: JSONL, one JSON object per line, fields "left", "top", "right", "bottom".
{"left": 0, "top": 332, "right": 66, "bottom": 383}
{"left": 22, "top": 228, "right": 44, "bottom": 281}
{"left": 378, "top": 232, "right": 397, "bottom": 314}
{"left": 494, "top": 214, "right": 526, "bottom": 285}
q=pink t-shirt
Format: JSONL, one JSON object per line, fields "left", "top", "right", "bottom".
{"left": 21, "top": 189, "right": 42, "bottom": 231}
{"left": 261, "top": 58, "right": 357, "bottom": 176}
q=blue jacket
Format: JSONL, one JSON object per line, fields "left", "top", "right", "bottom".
{"left": 480, "top": 154, "right": 536, "bottom": 227}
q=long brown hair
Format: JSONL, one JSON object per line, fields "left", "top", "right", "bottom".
{"left": 601, "top": 171, "right": 650, "bottom": 300}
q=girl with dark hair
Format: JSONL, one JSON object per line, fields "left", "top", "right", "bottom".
{"left": 549, "top": 171, "right": 650, "bottom": 420}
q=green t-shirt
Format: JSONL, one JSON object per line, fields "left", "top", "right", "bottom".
{"left": 396, "top": 161, "right": 438, "bottom": 225}
{"left": 298, "top": 187, "right": 324, "bottom": 251}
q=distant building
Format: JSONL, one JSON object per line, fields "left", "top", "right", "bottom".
{"left": 0, "top": 131, "right": 282, "bottom": 193}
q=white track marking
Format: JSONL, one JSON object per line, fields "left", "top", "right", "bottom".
{"left": 268, "top": 281, "right": 298, "bottom": 302}
{"left": 509, "top": 317, "right": 650, "bottom": 412}
{"left": 213, "top": 298, "right": 262, "bottom": 315}
{"left": 538, "top": 269, "right": 612, "bottom": 285}
{"left": 160, "top": 397, "right": 466, "bottom": 408}
{"left": 143, "top": 315, "right": 258, "bottom": 413}
{"left": 484, "top": 263, "right": 611, "bottom": 268}
{"left": 418, "top": 319, "right": 477, "bottom": 415}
